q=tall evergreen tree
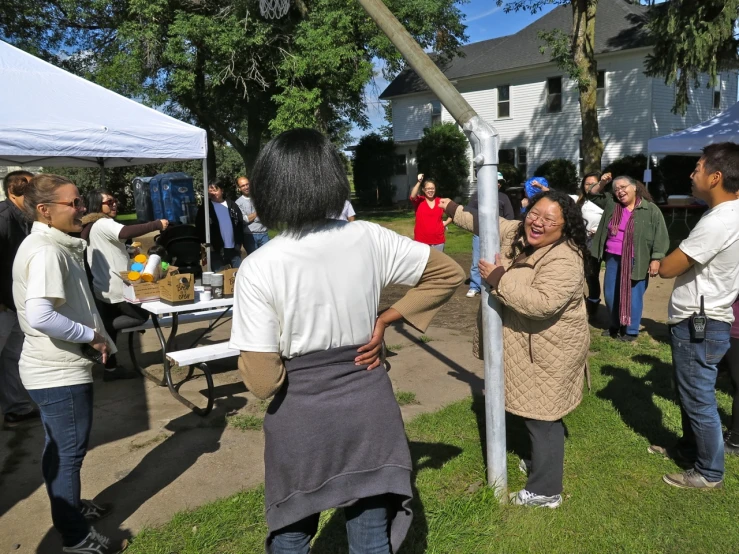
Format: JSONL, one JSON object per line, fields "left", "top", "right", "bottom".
{"left": 643, "top": 0, "right": 739, "bottom": 115}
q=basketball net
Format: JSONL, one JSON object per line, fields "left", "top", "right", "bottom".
{"left": 259, "top": 0, "right": 290, "bottom": 19}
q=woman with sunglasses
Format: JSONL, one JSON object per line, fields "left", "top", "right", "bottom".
{"left": 12, "top": 174, "right": 127, "bottom": 553}
{"left": 81, "top": 189, "right": 168, "bottom": 379}
{"left": 439, "top": 190, "right": 590, "bottom": 508}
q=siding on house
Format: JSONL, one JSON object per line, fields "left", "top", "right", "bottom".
{"left": 389, "top": 49, "right": 739, "bottom": 195}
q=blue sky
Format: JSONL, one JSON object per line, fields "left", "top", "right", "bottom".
{"left": 352, "top": 0, "right": 557, "bottom": 141}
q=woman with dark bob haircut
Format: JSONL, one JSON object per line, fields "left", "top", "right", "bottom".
{"left": 229, "top": 128, "right": 464, "bottom": 553}
{"left": 439, "top": 190, "right": 590, "bottom": 508}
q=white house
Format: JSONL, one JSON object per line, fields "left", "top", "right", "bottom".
{"left": 380, "top": 0, "right": 738, "bottom": 200}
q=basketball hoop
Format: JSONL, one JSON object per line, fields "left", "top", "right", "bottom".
{"left": 259, "top": 0, "right": 290, "bottom": 19}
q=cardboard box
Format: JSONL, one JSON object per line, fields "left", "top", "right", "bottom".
{"left": 159, "top": 271, "right": 195, "bottom": 305}
{"left": 218, "top": 266, "right": 238, "bottom": 298}
{"left": 119, "top": 271, "right": 162, "bottom": 303}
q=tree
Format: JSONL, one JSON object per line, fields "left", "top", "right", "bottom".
{"left": 416, "top": 123, "right": 470, "bottom": 199}
{"left": 534, "top": 158, "right": 578, "bottom": 193}
{"left": 352, "top": 133, "right": 396, "bottom": 206}
{"left": 1, "top": 0, "right": 467, "bottom": 180}
{"left": 497, "top": 0, "right": 603, "bottom": 174}
{"left": 644, "top": 0, "right": 739, "bottom": 115}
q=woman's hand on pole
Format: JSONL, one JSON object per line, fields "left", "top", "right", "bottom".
{"left": 478, "top": 253, "right": 503, "bottom": 282}
{"left": 438, "top": 198, "right": 451, "bottom": 210}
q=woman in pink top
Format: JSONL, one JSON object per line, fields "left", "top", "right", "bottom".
{"left": 409, "top": 174, "right": 452, "bottom": 251}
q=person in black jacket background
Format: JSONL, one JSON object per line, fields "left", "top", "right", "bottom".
{"left": 196, "top": 180, "right": 244, "bottom": 270}
{"left": 0, "top": 170, "right": 38, "bottom": 427}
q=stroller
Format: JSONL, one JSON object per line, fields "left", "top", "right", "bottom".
{"left": 154, "top": 224, "right": 202, "bottom": 278}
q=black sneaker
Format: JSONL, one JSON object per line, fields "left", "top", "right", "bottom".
{"left": 618, "top": 334, "right": 638, "bottom": 343}
{"left": 725, "top": 440, "right": 739, "bottom": 456}
{"left": 102, "top": 366, "right": 140, "bottom": 381}
{"left": 62, "top": 527, "right": 128, "bottom": 553}
{"left": 3, "top": 409, "right": 40, "bottom": 428}
{"left": 80, "top": 499, "right": 113, "bottom": 522}
{"left": 601, "top": 329, "right": 618, "bottom": 339}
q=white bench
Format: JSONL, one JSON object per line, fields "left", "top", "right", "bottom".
{"left": 164, "top": 342, "right": 239, "bottom": 416}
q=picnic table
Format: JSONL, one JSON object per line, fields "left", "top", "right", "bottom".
{"left": 657, "top": 202, "right": 707, "bottom": 233}
{"left": 123, "top": 295, "right": 239, "bottom": 415}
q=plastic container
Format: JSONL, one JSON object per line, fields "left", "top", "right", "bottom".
{"left": 149, "top": 172, "right": 195, "bottom": 224}
{"left": 141, "top": 254, "right": 162, "bottom": 282}
{"left": 211, "top": 273, "right": 224, "bottom": 299}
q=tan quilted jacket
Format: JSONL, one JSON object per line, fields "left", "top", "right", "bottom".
{"left": 453, "top": 206, "right": 590, "bottom": 421}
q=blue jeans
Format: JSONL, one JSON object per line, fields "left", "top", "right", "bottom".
{"left": 469, "top": 234, "right": 481, "bottom": 293}
{"left": 270, "top": 495, "right": 391, "bottom": 554}
{"left": 211, "top": 247, "right": 242, "bottom": 271}
{"left": 26, "top": 384, "right": 93, "bottom": 546}
{"left": 603, "top": 253, "right": 646, "bottom": 336}
{"left": 245, "top": 232, "right": 270, "bottom": 255}
{"left": 671, "top": 318, "right": 731, "bottom": 482}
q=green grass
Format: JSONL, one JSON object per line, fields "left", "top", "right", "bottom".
{"left": 387, "top": 344, "right": 404, "bottom": 352}
{"left": 419, "top": 335, "right": 434, "bottom": 343}
{"left": 115, "top": 213, "right": 137, "bottom": 222}
{"left": 126, "top": 330, "right": 739, "bottom": 553}
{"left": 395, "top": 390, "right": 419, "bottom": 406}
{"left": 226, "top": 414, "right": 263, "bottom": 432}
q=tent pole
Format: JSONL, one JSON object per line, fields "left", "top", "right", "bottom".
{"left": 99, "top": 159, "right": 106, "bottom": 187}
{"left": 202, "top": 158, "right": 211, "bottom": 272}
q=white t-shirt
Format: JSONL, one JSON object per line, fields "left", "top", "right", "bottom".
{"left": 229, "top": 220, "right": 429, "bottom": 358}
{"left": 213, "top": 201, "right": 235, "bottom": 248}
{"left": 668, "top": 199, "right": 739, "bottom": 324}
{"left": 13, "top": 223, "right": 110, "bottom": 389}
{"left": 87, "top": 217, "right": 128, "bottom": 303}
{"left": 332, "top": 200, "right": 356, "bottom": 222}
{"left": 569, "top": 195, "right": 604, "bottom": 234}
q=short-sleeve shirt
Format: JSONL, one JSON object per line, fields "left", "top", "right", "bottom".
{"left": 229, "top": 220, "right": 429, "bottom": 358}
{"left": 668, "top": 199, "right": 739, "bottom": 324}
{"left": 331, "top": 200, "right": 356, "bottom": 222}
{"left": 410, "top": 196, "right": 445, "bottom": 245}
{"left": 13, "top": 223, "right": 106, "bottom": 389}
{"left": 87, "top": 217, "right": 128, "bottom": 303}
{"left": 236, "top": 195, "right": 268, "bottom": 234}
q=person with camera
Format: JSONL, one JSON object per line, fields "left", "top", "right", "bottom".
{"left": 652, "top": 143, "right": 739, "bottom": 490}
{"left": 12, "top": 174, "right": 126, "bottom": 552}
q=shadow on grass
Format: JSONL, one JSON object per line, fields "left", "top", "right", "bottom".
{"left": 310, "top": 441, "right": 463, "bottom": 554}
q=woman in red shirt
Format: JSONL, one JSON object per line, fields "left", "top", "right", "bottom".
{"left": 410, "top": 174, "right": 452, "bottom": 251}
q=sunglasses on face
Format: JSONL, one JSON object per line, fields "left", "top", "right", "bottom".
{"left": 101, "top": 199, "right": 118, "bottom": 207}
{"left": 48, "top": 197, "right": 85, "bottom": 209}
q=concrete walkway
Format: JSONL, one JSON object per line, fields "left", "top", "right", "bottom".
{"left": 0, "top": 319, "right": 483, "bottom": 554}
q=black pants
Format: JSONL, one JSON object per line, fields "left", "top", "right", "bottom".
{"left": 96, "top": 300, "right": 149, "bottom": 368}
{"left": 720, "top": 337, "right": 739, "bottom": 443}
{"left": 585, "top": 255, "right": 601, "bottom": 302}
{"left": 525, "top": 418, "right": 565, "bottom": 497}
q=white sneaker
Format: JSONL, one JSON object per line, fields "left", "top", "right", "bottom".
{"left": 518, "top": 458, "right": 532, "bottom": 475}
{"left": 466, "top": 289, "right": 480, "bottom": 298}
{"left": 63, "top": 527, "right": 128, "bottom": 553}
{"left": 509, "top": 489, "right": 562, "bottom": 508}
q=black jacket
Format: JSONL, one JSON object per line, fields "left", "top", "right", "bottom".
{"left": 468, "top": 191, "right": 515, "bottom": 222}
{"left": 0, "top": 199, "right": 31, "bottom": 311}
{"left": 195, "top": 198, "right": 244, "bottom": 252}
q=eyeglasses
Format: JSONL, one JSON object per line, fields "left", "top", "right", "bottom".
{"left": 525, "top": 211, "right": 562, "bottom": 228}
{"left": 101, "top": 199, "right": 118, "bottom": 207}
{"left": 47, "top": 197, "right": 85, "bottom": 209}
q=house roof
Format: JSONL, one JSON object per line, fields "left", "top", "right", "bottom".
{"left": 380, "top": 0, "right": 651, "bottom": 99}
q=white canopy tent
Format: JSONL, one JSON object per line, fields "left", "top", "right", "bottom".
{"left": 0, "top": 40, "right": 214, "bottom": 267}
{"left": 648, "top": 101, "right": 739, "bottom": 156}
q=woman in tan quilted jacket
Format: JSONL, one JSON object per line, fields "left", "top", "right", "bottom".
{"left": 440, "top": 190, "right": 590, "bottom": 509}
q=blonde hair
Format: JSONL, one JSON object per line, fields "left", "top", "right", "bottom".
{"left": 23, "top": 174, "right": 75, "bottom": 221}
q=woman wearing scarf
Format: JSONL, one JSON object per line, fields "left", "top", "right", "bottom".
{"left": 588, "top": 175, "right": 669, "bottom": 341}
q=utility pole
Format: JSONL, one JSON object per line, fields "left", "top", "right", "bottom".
{"left": 356, "top": 0, "right": 507, "bottom": 497}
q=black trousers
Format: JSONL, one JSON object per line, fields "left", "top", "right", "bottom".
{"left": 525, "top": 418, "right": 565, "bottom": 497}
{"left": 720, "top": 337, "right": 739, "bottom": 442}
{"left": 585, "top": 255, "right": 602, "bottom": 302}
{"left": 96, "top": 299, "right": 149, "bottom": 368}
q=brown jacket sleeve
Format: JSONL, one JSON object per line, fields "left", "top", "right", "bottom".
{"left": 390, "top": 248, "right": 465, "bottom": 332}
{"left": 238, "top": 351, "right": 285, "bottom": 400}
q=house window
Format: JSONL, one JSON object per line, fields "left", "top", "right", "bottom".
{"left": 430, "top": 101, "right": 442, "bottom": 126}
{"left": 499, "top": 149, "right": 516, "bottom": 166}
{"left": 713, "top": 77, "right": 721, "bottom": 110}
{"left": 596, "top": 71, "right": 606, "bottom": 108}
{"left": 394, "top": 154, "right": 407, "bottom": 176}
{"left": 547, "top": 77, "right": 562, "bottom": 113}
{"left": 497, "top": 85, "right": 510, "bottom": 119}
{"left": 517, "top": 147, "right": 527, "bottom": 179}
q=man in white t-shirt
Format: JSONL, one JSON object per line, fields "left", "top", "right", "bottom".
{"left": 195, "top": 180, "right": 244, "bottom": 270}
{"left": 654, "top": 142, "right": 739, "bottom": 490}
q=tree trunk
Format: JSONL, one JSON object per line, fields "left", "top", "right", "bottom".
{"left": 572, "top": 0, "right": 603, "bottom": 174}
{"left": 206, "top": 128, "right": 217, "bottom": 183}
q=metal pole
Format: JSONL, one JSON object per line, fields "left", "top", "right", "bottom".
{"left": 202, "top": 158, "right": 211, "bottom": 271}
{"left": 356, "top": 0, "right": 507, "bottom": 497}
